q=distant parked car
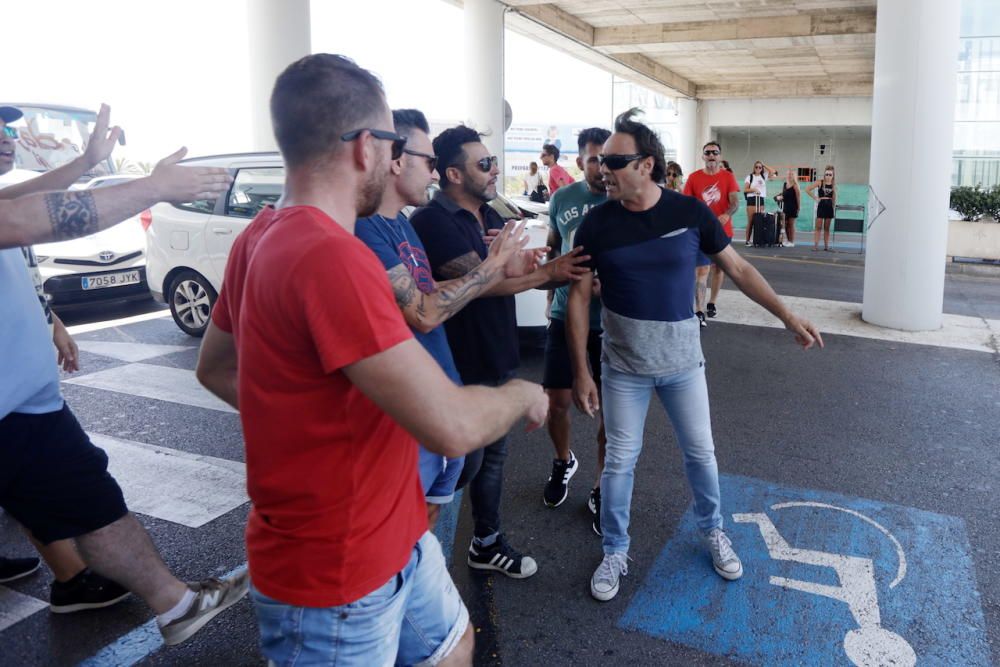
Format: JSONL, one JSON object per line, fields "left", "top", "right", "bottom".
{"left": 145, "top": 152, "right": 551, "bottom": 337}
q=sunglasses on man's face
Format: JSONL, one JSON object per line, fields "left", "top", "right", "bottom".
{"left": 340, "top": 128, "right": 407, "bottom": 160}
{"left": 473, "top": 155, "right": 498, "bottom": 173}
{"left": 598, "top": 153, "right": 645, "bottom": 170}
{"left": 703, "top": 149, "right": 720, "bottom": 156}
{"left": 403, "top": 149, "right": 438, "bottom": 172}
{"left": 2, "top": 126, "right": 18, "bottom": 139}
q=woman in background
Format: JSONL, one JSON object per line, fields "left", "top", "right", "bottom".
{"left": 743, "top": 160, "right": 775, "bottom": 246}
{"left": 523, "top": 161, "right": 543, "bottom": 195}
{"left": 807, "top": 165, "right": 837, "bottom": 251}
{"left": 665, "top": 161, "right": 683, "bottom": 192}
{"left": 777, "top": 168, "right": 801, "bottom": 247}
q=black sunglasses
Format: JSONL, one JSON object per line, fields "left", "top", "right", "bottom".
{"left": 403, "top": 148, "right": 438, "bottom": 172}
{"left": 703, "top": 149, "right": 720, "bottom": 156}
{"left": 667, "top": 171, "right": 680, "bottom": 178}
{"left": 598, "top": 153, "right": 645, "bottom": 170}
{"left": 340, "top": 128, "right": 407, "bottom": 160}
{"left": 471, "top": 155, "right": 498, "bottom": 173}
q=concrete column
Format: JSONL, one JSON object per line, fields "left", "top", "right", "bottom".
{"left": 862, "top": 0, "right": 961, "bottom": 330}
{"left": 464, "top": 0, "right": 506, "bottom": 177}
{"left": 247, "top": 0, "right": 311, "bottom": 152}
{"left": 675, "top": 98, "right": 698, "bottom": 175}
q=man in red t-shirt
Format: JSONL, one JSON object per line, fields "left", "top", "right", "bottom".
{"left": 683, "top": 141, "right": 741, "bottom": 320}
{"left": 541, "top": 143, "right": 574, "bottom": 194}
{"left": 196, "top": 54, "right": 548, "bottom": 667}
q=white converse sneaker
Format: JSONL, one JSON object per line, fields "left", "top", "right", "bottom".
{"left": 702, "top": 528, "right": 743, "bottom": 580}
{"left": 590, "top": 552, "right": 629, "bottom": 601}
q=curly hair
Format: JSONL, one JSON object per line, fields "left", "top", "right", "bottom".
{"left": 614, "top": 108, "right": 667, "bottom": 183}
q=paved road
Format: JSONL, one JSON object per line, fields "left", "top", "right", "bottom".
{"left": 1, "top": 250, "right": 997, "bottom": 666}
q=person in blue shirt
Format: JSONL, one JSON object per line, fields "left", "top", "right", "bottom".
{"left": 568, "top": 108, "right": 824, "bottom": 603}
{"left": 355, "top": 109, "right": 527, "bottom": 529}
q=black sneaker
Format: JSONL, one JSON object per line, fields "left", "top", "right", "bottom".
{"left": 542, "top": 451, "right": 578, "bottom": 507}
{"left": 589, "top": 487, "right": 602, "bottom": 536}
{"left": 50, "top": 569, "right": 131, "bottom": 614}
{"left": 706, "top": 303, "right": 717, "bottom": 318}
{"left": 0, "top": 556, "right": 40, "bottom": 583}
{"left": 696, "top": 311, "right": 707, "bottom": 328}
{"left": 467, "top": 534, "right": 538, "bottom": 579}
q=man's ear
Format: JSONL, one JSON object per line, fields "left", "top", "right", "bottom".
{"left": 576, "top": 155, "right": 584, "bottom": 171}
{"left": 390, "top": 157, "right": 404, "bottom": 176}
{"left": 445, "top": 165, "right": 463, "bottom": 186}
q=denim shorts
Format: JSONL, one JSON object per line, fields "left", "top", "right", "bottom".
{"left": 418, "top": 446, "right": 463, "bottom": 505}
{"left": 251, "top": 532, "right": 468, "bottom": 666}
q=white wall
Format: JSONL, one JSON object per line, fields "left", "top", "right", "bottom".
{"left": 704, "top": 97, "right": 873, "bottom": 128}
{"left": 715, "top": 131, "right": 872, "bottom": 184}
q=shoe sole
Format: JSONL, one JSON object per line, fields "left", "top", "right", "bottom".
{"left": 713, "top": 562, "right": 744, "bottom": 581}
{"left": 50, "top": 591, "right": 132, "bottom": 614}
{"left": 592, "top": 521, "right": 602, "bottom": 537}
{"left": 0, "top": 562, "right": 40, "bottom": 583}
{"left": 590, "top": 580, "right": 619, "bottom": 602}
{"left": 161, "top": 584, "right": 250, "bottom": 646}
{"left": 467, "top": 557, "right": 538, "bottom": 579}
{"left": 542, "top": 459, "right": 578, "bottom": 508}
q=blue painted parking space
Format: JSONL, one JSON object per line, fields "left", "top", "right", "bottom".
{"left": 620, "top": 473, "right": 991, "bottom": 666}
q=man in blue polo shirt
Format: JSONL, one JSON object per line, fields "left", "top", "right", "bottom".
{"left": 356, "top": 109, "right": 527, "bottom": 529}
{"left": 568, "top": 108, "right": 824, "bottom": 602}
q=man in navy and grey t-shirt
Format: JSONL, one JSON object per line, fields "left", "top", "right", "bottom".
{"left": 567, "top": 108, "right": 824, "bottom": 603}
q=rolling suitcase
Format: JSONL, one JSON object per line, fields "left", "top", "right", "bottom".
{"left": 751, "top": 211, "right": 778, "bottom": 247}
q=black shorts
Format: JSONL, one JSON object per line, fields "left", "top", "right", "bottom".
{"left": 0, "top": 404, "right": 128, "bottom": 544}
{"left": 542, "top": 318, "right": 602, "bottom": 390}
{"left": 745, "top": 194, "right": 764, "bottom": 207}
{"left": 817, "top": 200, "right": 835, "bottom": 219}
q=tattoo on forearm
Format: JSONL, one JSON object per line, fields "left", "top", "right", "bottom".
{"left": 46, "top": 191, "right": 98, "bottom": 241}
{"left": 438, "top": 252, "right": 482, "bottom": 280}
{"left": 388, "top": 265, "right": 418, "bottom": 310}
{"left": 434, "top": 262, "right": 502, "bottom": 319}
{"left": 726, "top": 193, "right": 740, "bottom": 216}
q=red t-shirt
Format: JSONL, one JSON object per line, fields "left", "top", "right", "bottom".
{"left": 683, "top": 169, "right": 740, "bottom": 238}
{"left": 548, "top": 163, "right": 574, "bottom": 194}
{"left": 212, "top": 205, "right": 425, "bottom": 607}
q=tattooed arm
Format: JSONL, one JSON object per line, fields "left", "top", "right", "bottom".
{"left": 0, "top": 147, "right": 231, "bottom": 250}
{"left": 719, "top": 191, "right": 740, "bottom": 226}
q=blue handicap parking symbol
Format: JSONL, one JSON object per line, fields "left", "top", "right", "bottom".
{"left": 620, "top": 474, "right": 991, "bottom": 666}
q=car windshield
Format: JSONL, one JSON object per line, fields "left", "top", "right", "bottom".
{"left": 5, "top": 105, "right": 114, "bottom": 178}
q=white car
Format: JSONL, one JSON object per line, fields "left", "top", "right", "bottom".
{"left": 145, "top": 152, "right": 551, "bottom": 338}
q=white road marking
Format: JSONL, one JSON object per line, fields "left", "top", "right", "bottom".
{"left": 91, "top": 433, "right": 247, "bottom": 528}
{"left": 0, "top": 587, "right": 48, "bottom": 632}
{"left": 76, "top": 341, "right": 190, "bottom": 363}
{"left": 63, "top": 363, "right": 236, "bottom": 414}
{"left": 66, "top": 309, "right": 171, "bottom": 335}
{"left": 713, "top": 290, "right": 1000, "bottom": 354}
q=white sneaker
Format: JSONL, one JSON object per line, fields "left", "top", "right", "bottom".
{"left": 784, "top": 241, "right": 795, "bottom": 248}
{"left": 590, "top": 552, "right": 629, "bottom": 601}
{"left": 702, "top": 528, "right": 743, "bottom": 580}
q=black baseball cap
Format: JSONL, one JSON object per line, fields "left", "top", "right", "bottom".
{"left": 0, "top": 106, "right": 24, "bottom": 123}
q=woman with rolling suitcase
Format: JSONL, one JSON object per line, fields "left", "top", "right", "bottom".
{"left": 743, "top": 160, "right": 775, "bottom": 245}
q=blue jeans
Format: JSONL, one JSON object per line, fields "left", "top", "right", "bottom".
{"left": 251, "top": 532, "right": 468, "bottom": 666}
{"left": 600, "top": 363, "right": 722, "bottom": 555}
{"left": 417, "top": 445, "right": 463, "bottom": 505}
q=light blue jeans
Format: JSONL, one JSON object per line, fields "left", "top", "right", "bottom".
{"left": 600, "top": 362, "right": 722, "bottom": 555}
{"left": 251, "top": 532, "right": 468, "bottom": 666}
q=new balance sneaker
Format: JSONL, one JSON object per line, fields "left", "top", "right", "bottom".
{"left": 542, "top": 451, "right": 578, "bottom": 507}
{"left": 702, "top": 528, "right": 743, "bottom": 581}
{"left": 467, "top": 534, "right": 538, "bottom": 579}
{"left": 588, "top": 487, "right": 602, "bottom": 536}
{"left": 590, "top": 552, "right": 629, "bottom": 602}
{"left": 0, "top": 556, "right": 40, "bottom": 583}
{"left": 50, "top": 569, "right": 131, "bottom": 614}
{"left": 159, "top": 569, "right": 250, "bottom": 646}
{"left": 696, "top": 311, "right": 707, "bottom": 328}
{"left": 706, "top": 303, "right": 717, "bottom": 318}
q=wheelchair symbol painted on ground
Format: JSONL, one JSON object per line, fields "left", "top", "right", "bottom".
{"left": 733, "top": 502, "right": 916, "bottom": 667}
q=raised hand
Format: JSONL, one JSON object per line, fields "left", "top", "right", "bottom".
{"left": 82, "top": 103, "right": 123, "bottom": 169}
{"left": 543, "top": 246, "right": 591, "bottom": 283}
{"left": 150, "top": 147, "right": 233, "bottom": 203}
{"left": 486, "top": 220, "right": 529, "bottom": 268}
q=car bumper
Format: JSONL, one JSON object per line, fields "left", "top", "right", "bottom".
{"left": 44, "top": 267, "right": 152, "bottom": 311}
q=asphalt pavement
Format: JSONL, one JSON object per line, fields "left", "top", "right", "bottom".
{"left": 1, "top": 248, "right": 997, "bottom": 666}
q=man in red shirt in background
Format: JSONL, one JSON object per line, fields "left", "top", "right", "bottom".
{"left": 196, "top": 54, "right": 548, "bottom": 667}
{"left": 683, "top": 141, "right": 741, "bottom": 320}
{"left": 541, "top": 143, "right": 574, "bottom": 194}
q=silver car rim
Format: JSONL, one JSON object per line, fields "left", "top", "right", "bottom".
{"left": 173, "top": 279, "right": 211, "bottom": 330}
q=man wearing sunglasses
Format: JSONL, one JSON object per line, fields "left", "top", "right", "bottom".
{"left": 411, "top": 125, "right": 589, "bottom": 581}
{"left": 683, "top": 141, "right": 741, "bottom": 321}
{"left": 568, "top": 109, "right": 823, "bottom": 603}
{"left": 541, "top": 143, "right": 575, "bottom": 195}
{"left": 356, "top": 109, "right": 531, "bottom": 532}
{"left": 541, "top": 127, "right": 611, "bottom": 537}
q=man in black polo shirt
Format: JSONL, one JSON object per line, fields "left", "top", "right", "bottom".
{"left": 412, "top": 126, "right": 588, "bottom": 578}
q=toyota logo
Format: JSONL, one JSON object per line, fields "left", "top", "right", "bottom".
{"left": 99, "top": 251, "right": 114, "bottom": 262}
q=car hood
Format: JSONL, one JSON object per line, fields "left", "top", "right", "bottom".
{"left": 34, "top": 218, "right": 145, "bottom": 258}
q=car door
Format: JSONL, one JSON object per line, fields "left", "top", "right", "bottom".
{"left": 205, "top": 165, "right": 285, "bottom": 283}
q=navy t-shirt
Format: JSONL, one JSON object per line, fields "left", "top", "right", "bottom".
{"left": 411, "top": 192, "right": 518, "bottom": 384}
{"left": 574, "top": 188, "right": 730, "bottom": 376}
{"left": 355, "top": 212, "right": 462, "bottom": 384}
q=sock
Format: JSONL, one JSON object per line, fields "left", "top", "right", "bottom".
{"left": 156, "top": 588, "right": 196, "bottom": 627}
{"left": 473, "top": 532, "right": 498, "bottom": 549}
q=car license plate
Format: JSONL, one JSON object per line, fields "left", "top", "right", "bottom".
{"left": 81, "top": 270, "right": 141, "bottom": 291}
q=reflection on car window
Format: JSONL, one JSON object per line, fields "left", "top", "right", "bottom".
{"left": 227, "top": 167, "right": 284, "bottom": 218}
{"left": 175, "top": 198, "right": 218, "bottom": 215}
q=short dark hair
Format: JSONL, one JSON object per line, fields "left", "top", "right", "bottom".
{"left": 542, "top": 143, "right": 560, "bottom": 161}
{"left": 614, "top": 108, "right": 666, "bottom": 183}
{"left": 392, "top": 108, "right": 429, "bottom": 138}
{"left": 703, "top": 140, "right": 722, "bottom": 152}
{"left": 270, "top": 54, "right": 386, "bottom": 168}
{"left": 577, "top": 127, "right": 611, "bottom": 153}
{"left": 433, "top": 125, "right": 484, "bottom": 188}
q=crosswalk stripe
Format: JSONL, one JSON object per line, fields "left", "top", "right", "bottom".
{"left": 62, "top": 363, "right": 237, "bottom": 414}
{"left": 0, "top": 586, "right": 47, "bottom": 633}
{"left": 76, "top": 341, "right": 191, "bottom": 363}
{"left": 91, "top": 433, "right": 247, "bottom": 528}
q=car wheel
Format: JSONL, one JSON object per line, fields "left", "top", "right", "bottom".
{"left": 168, "top": 271, "right": 217, "bottom": 337}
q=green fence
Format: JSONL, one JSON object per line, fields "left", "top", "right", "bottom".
{"left": 731, "top": 180, "right": 869, "bottom": 232}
